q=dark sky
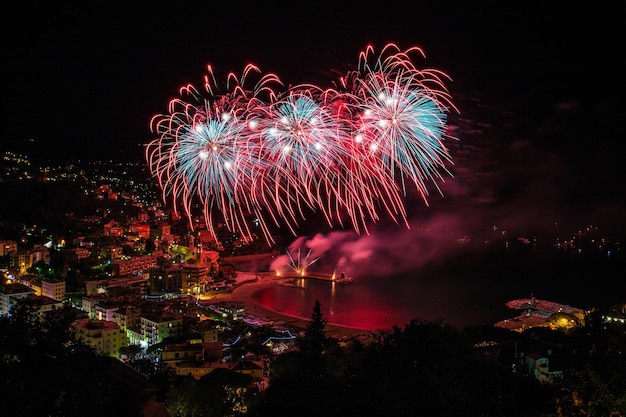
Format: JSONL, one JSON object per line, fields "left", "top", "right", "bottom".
{"left": 4, "top": 2, "right": 618, "bottom": 159}
{"left": 4, "top": 1, "right": 624, "bottom": 237}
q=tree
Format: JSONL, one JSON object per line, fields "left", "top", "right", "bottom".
{"left": 166, "top": 369, "right": 253, "bottom": 417}
{"left": 248, "top": 300, "right": 342, "bottom": 416}
{"left": 249, "top": 318, "right": 551, "bottom": 417}
{"left": 127, "top": 355, "right": 176, "bottom": 402}
{"left": 297, "top": 299, "right": 335, "bottom": 357}
{"left": 0, "top": 254, "right": 10, "bottom": 269}
{"left": 0, "top": 304, "right": 143, "bottom": 416}
{"left": 119, "top": 344, "right": 144, "bottom": 361}
{"left": 556, "top": 367, "right": 626, "bottom": 417}
{"left": 339, "top": 319, "right": 550, "bottom": 417}
{"left": 145, "top": 237, "right": 156, "bottom": 253}
{"left": 122, "top": 244, "right": 136, "bottom": 257}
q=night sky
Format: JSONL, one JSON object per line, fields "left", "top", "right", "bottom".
{"left": 4, "top": 1, "right": 624, "bottom": 237}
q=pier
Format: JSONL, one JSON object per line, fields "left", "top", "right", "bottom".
{"left": 495, "top": 295, "right": 585, "bottom": 332}
{"left": 275, "top": 271, "right": 354, "bottom": 284}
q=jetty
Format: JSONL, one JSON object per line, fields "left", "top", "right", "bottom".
{"left": 276, "top": 271, "right": 354, "bottom": 284}
{"left": 495, "top": 294, "right": 585, "bottom": 332}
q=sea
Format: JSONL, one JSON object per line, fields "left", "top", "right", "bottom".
{"left": 233, "top": 243, "right": 625, "bottom": 332}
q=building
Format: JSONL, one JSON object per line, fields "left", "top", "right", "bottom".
{"left": 100, "top": 245, "right": 124, "bottom": 260}
{"left": 110, "top": 254, "right": 158, "bottom": 277}
{"left": 0, "top": 240, "right": 18, "bottom": 256}
{"left": 168, "top": 357, "right": 264, "bottom": 381}
{"left": 15, "top": 294, "right": 64, "bottom": 315}
{"left": 230, "top": 360, "right": 265, "bottom": 380}
{"left": 103, "top": 221, "right": 124, "bottom": 237}
{"left": 148, "top": 265, "right": 183, "bottom": 294}
{"left": 95, "top": 303, "right": 120, "bottom": 322}
{"left": 14, "top": 249, "right": 45, "bottom": 274}
{"left": 148, "top": 263, "right": 209, "bottom": 295}
{"left": 84, "top": 276, "right": 148, "bottom": 297}
{"left": 160, "top": 338, "right": 221, "bottom": 366}
{"left": 188, "top": 321, "right": 219, "bottom": 344}
{"left": 19, "top": 273, "right": 41, "bottom": 292}
{"left": 0, "top": 282, "right": 36, "bottom": 316}
{"left": 170, "top": 359, "right": 227, "bottom": 379}
{"left": 525, "top": 352, "right": 563, "bottom": 383}
{"left": 73, "top": 318, "right": 128, "bottom": 357}
{"left": 181, "top": 264, "right": 209, "bottom": 294}
{"left": 129, "top": 224, "right": 151, "bottom": 240}
{"left": 139, "top": 312, "right": 183, "bottom": 346}
{"left": 495, "top": 297, "right": 586, "bottom": 332}
{"left": 65, "top": 247, "right": 91, "bottom": 262}
{"left": 112, "top": 305, "right": 140, "bottom": 334}
{"left": 41, "top": 278, "right": 66, "bottom": 301}
{"left": 167, "top": 299, "right": 199, "bottom": 318}
{"left": 81, "top": 294, "right": 108, "bottom": 318}
{"left": 21, "top": 276, "right": 66, "bottom": 301}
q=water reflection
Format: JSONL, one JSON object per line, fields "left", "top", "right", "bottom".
{"left": 251, "top": 275, "right": 510, "bottom": 331}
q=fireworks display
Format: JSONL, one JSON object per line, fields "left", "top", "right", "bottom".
{"left": 146, "top": 43, "right": 459, "bottom": 244}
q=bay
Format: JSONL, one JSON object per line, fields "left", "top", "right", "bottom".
{"left": 246, "top": 248, "right": 623, "bottom": 332}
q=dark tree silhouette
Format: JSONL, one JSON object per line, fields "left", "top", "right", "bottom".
{"left": 144, "top": 236, "right": 157, "bottom": 253}
{"left": 0, "top": 304, "right": 144, "bottom": 416}
{"left": 249, "top": 318, "right": 552, "bottom": 417}
{"left": 248, "top": 300, "right": 342, "bottom": 416}
{"left": 166, "top": 369, "right": 252, "bottom": 417}
{"left": 297, "top": 299, "right": 335, "bottom": 357}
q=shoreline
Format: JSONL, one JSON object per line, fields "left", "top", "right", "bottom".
{"left": 205, "top": 276, "right": 373, "bottom": 339}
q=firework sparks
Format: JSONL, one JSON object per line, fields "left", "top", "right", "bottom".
{"left": 146, "top": 44, "right": 458, "bottom": 245}
{"left": 285, "top": 247, "right": 320, "bottom": 276}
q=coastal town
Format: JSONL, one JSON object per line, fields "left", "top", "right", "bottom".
{"left": 4, "top": 3, "right": 625, "bottom": 414}
{"left": 0, "top": 154, "right": 378, "bottom": 381}
{"left": 2, "top": 155, "right": 624, "bottom": 342}
{"left": 2, "top": 153, "right": 626, "bottom": 416}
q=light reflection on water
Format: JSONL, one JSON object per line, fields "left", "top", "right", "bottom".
{"left": 251, "top": 274, "right": 514, "bottom": 331}
{"left": 243, "top": 251, "right": 623, "bottom": 331}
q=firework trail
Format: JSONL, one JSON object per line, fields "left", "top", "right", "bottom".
{"left": 147, "top": 64, "right": 284, "bottom": 241}
{"left": 285, "top": 246, "right": 320, "bottom": 276}
{"left": 340, "top": 44, "right": 457, "bottom": 203}
{"left": 146, "top": 43, "right": 458, "bottom": 245}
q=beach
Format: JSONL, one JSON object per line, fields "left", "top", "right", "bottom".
{"left": 203, "top": 274, "right": 372, "bottom": 339}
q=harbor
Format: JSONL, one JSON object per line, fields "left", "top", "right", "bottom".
{"left": 275, "top": 271, "right": 354, "bottom": 285}
{"left": 495, "top": 295, "right": 586, "bottom": 332}
{"left": 198, "top": 271, "right": 369, "bottom": 339}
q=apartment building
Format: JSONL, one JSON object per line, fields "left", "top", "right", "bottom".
{"left": 73, "top": 318, "right": 128, "bottom": 357}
